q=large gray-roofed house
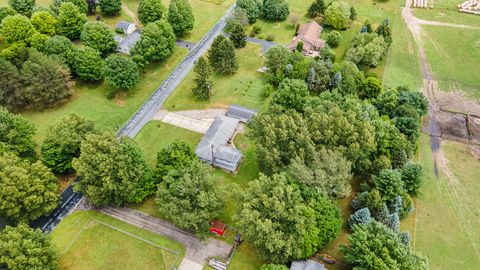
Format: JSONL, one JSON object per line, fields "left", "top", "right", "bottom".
{"left": 226, "top": 104, "right": 257, "bottom": 122}
{"left": 195, "top": 116, "right": 242, "bottom": 172}
{"left": 116, "top": 31, "right": 141, "bottom": 55}
{"left": 290, "top": 260, "right": 326, "bottom": 270}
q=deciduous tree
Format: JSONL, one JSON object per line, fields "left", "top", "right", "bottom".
{"left": 262, "top": 0, "right": 289, "bottom": 21}
{"left": 41, "top": 113, "right": 95, "bottom": 174}
{"left": 308, "top": 0, "right": 326, "bottom": 18}
{"left": 346, "top": 32, "right": 387, "bottom": 67}
{"left": 326, "top": 30, "right": 342, "bottom": 48}
{"left": 138, "top": 0, "right": 165, "bottom": 24}
{"left": 58, "top": 2, "right": 87, "bottom": 39}
{"left": 272, "top": 78, "right": 309, "bottom": 112}
{"left": 73, "top": 132, "right": 153, "bottom": 206}
{"left": 324, "top": 1, "right": 351, "bottom": 29}
{"left": 401, "top": 162, "right": 422, "bottom": 195}
{"left": 99, "top": 0, "right": 121, "bottom": 16}
{"left": 155, "top": 140, "right": 196, "bottom": 181}
{"left": 51, "top": 0, "right": 88, "bottom": 14}
{"left": 0, "top": 224, "right": 58, "bottom": 270}
{"left": 167, "top": 0, "right": 194, "bottom": 37}
{"left": 235, "top": 173, "right": 341, "bottom": 263}
{"left": 103, "top": 54, "right": 140, "bottom": 90}
{"left": 72, "top": 46, "right": 104, "bottom": 81}
{"left": 131, "top": 20, "right": 176, "bottom": 67}
{"left": 237, "top": 0, "right": 261, "bottom": 23}
{"left": 0, "top": 7, "right": 17, "bottom": 22}
{"left": 229, "top": 22, "right": 247, "bottom": 48}
{"left": 31, "top": 11, "right": 58, "bottom": 36}
{"left": 80, "top": 21, "right": 117, "bottom": 55}
{"left": 0, "top": 60, "right": 24, "bottom": 111}
{"left": 0, "top": 153, "right": 59, "bottom": 224}
{"left": 0, "top": 107, "right": 36, "bottom": 158}
{"left": 156, "top": 160, "right": 224, "bottom": 238}
{"left": 0, "top": 14, "right": 36, "bottom": 44}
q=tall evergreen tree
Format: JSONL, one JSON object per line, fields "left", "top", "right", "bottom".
{"left": 208, "top": 35, "right": 239, "bottom": 75}
{"left": 0, "top": 59, "right": 24, "bottom": 111}
{"left": 58, "top": 2, "right": 87, "bottom": 39}
{"left": 192, "top": 56, "right": 212, "bottom": 100}
{"left": 229, "top": 23, "right": 247, "bottom": 48}
{"left": 138, "top": 0, "right": 165, "bottom": 24}
{"left": 308, "top": 0, "right": 325, "bottom": 18}
{"left": 167, "top": 0, "right": 194, "bottom": 37}
{"left": 8, "top": 0, "right": 35, "bottom": 17}
{"left": 99, "top": 0, "right": 121, "bottom": 16}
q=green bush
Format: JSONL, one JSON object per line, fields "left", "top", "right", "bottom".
{"left": 266, "top": 34, "right": 275, "bottom": 41}
{"left": 326, "top": 30, "right": 342, "bottom": 48}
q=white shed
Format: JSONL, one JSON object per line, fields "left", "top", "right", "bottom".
{"left": 116, "top": 21, "right": 137, "bottom": 35}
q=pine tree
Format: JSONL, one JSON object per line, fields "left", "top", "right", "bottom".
{"left": 229, "top": 23, "right": 247, "bottom": 48}
{"left": 192, "top": 57, "right": 212, "bottom": 100}
{"left": 208, "top": 35, "right": 239, "bottom": 75}
{"left": 350, "top": 6, "right": 357, "bottom": 21}
{"left": 296, "top": 41, "right": 304, "bottom": 52}
{"left": 377, "top": 18, "right": 392, "bottom": 45}
{"left": 308, "top": 0, "right": 326, "bottom": 18}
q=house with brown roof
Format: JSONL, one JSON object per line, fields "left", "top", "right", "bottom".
{"left": 287, "top": 22, "right": 326, "bottom": 57}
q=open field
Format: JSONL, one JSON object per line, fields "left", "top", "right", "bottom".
{"left": 52, "top": 210, "right": 185, "bottom": 270}
{"left": 422, "top": 25, "right": 480, "bottom": 97}
{"left": 401, "top": 135, "right": 480, "bottom": 269}
{"left": 412, "top": 0, "right": 480, "bottom": 27}
{"left": 22, "top": 47, "right": 188, "bottom": 144}
{"left": 164, "top": 43, "right": 269, "bottom": 111}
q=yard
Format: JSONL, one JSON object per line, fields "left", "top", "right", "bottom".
{"left": 51, "top": 210, "right": 185, "bottom": 270}
{"left": 163, "top": 43, "right": 269, "bottom": 111}
{"left": 402, "top": 135, "right": 480, "bottom": 269}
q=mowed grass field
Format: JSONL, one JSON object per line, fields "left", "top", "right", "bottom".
{"left": 52, "top": 211, "right": 185, "bottom": 270}
{"left": 164, "top": 43, "right": 269, "bottom": 111}
{"left": 401, "top": 135, "right": 480, "bottom": 269}
{"left": 412, "top": 0, "right": 480, "bottom": 27}
{"left": 421, "top": 25, "right": 480, "bottom": 97}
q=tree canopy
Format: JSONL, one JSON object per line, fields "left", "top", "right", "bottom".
{"left": 208, "top": 35, "right": 239, "bottom": 74}
{"left": 341, "top": 222, "right": 428, "bottom": 270}
{"left": 167, "top": 0, "right": 194, "bottom": 37}
{"left": 99, "top": 0, "right": 121, "bottom": 16}
{"left": 73, "top": 132, "right": 153, "bottom": 206}
{"left": 41, "top": 113, "right": 95, "bottom": 174}
{"left": 0, "top": 107, "right": 36, "bottom": 158}
{"left": 58, "top": 2, "right": 87, "bottom": 40}
{"left": 138, "top": 0, "right": 165, "bottom": 24}
{"left": 8, "top": 0, "right": 35, "bottom": 17}
{"left": 0, "top": 14, "right": 35, "bottom": 44}
{"left": 192, "top": 56, "right": 213, "bottom": 100}
{"left": 103, "top": 54, "right": 140, "bottom": 91}
{"left": 72, "top": 46, "right": 104, "bottom": 81}
{"left": 346, "top": 33, "right": 388, "bottom": 67}
{"left": 31, "top": 11, "right": 58, "bottom": 36}
{"left": 0, "top": 224, "right": 58, "bottom": 270}
{"left": 272, "top": 79, "right": 309, "bottom": 112}
{"left": 324, "top": 1, "right": 351, "bottom": 30}
{"left": 80, "top": 21, "right": 117, "bottom": 55}
{"left": 156, "top": 160, "right": 224, "bottom": 237}
{"left": 0, "top": 152, "right": 59, "bottom": 224}
{"left": 131, "top": 20, "right": 176, "bottom": 67}
{"left": 235, "top": 173, "right": 341, "bottom": 263}
{"left": 237, "top": 0, "right": 261, "bottom": 23}
{"left": 262, "top": 0, "right": 289, "bottom": 21}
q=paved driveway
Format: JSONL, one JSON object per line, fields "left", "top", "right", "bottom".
{"left": 98, "top": 207, "right": 232, "bottom": 269}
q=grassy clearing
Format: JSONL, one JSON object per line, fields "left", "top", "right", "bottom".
{"left": 421, "top": 25, "right": 480, "bottom": 96}
{"left": 134, "top": 121, "right": 203, "bottom": 166}
{"left": 164, "top": 43, "right": 269, "bottom": 111}
{"left": 52, "top": 210, "right": 185, "bottom": 270}
{"left": 22, "top": 47, "right": 188, "bottom": 144}
{"left": 402, "top": 135, "right": 480, "bottom": 269}
{"left": 411, "top": 0, "right": 480, "bottom": 27}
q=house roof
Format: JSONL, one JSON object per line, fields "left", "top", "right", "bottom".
{"left": 116, "top": 21, "right": 135, "bottom": 31}
{"left": 195, "top": 116, "right": 239, "bottom": 163}
{"left": 290, "top": 260, "right": 326, "bottom": 270}
{"left": 211, "top": 220, "right": 226, "bottom": 231}
{"left": 226, "top": 104, "right": 257, "bottom": 122}
{"left": 287, "top": 21, "right": 326, "bottom": 50}
{"left": 116, "top": 31, "right": 141, "bottom": 54}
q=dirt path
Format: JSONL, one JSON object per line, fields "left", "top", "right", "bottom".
{"left": 402, "top": 0, "right": 480, "bottom": 256}
{"left": 122, "top": 4, "right": 141, "bottom": 26}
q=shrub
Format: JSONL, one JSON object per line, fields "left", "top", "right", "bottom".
{"left": 0, "top": 14, "right": 35, "bottom": 44}
{"left": 8, "top": 0, "right": 35, "bottom": 17}
{"left": 399, "top": 231, "right": 412, "bottom": 246}
{"left": 385, "top": 212, "right": 400, "bottom": 232}
{"left": 99, "top": 0, "right": 121, "bottom": 16}
{"left": 266, "top": 34, "right": 275, "bottom": 41}
{"left": 30, "top": 11, "right": 58, "bottom": 36}
{"left": 326, "top": 30, "right": 342, "bottom": 48}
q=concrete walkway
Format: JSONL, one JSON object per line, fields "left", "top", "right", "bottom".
{"left": 154, "top": 110, "right": 213, "bottom": 133}
{"left": 98, "top": 207, "right": 232, "bottom": 270}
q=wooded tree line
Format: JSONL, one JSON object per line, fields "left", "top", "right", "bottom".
{"left": 0, "top": 0, "right": 195, "bottom": 106}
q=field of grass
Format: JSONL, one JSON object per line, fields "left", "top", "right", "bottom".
{"left": 134, "top": 121, "right": 203, "bottom": 165}
{"left": 52, "top": 210, "right": 185, "bottom": 270}
{"left": 22, "top": 47, "right": 188, "bottom": 144}
{"left": 122, "top": 0, "right": 235, "bottom": 42}
{"left": 421, "top": 25, "right": 480, "bottom": 96}
{"left": 164, "top": 43, "right": 268, "bottom": 111}
{"left": 401, "top": 135, "right": 480, "bottom": 269}
{"left": 411, "top": 0, "right": 480, "bottom": 27}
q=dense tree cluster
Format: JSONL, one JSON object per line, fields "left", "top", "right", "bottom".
{"left": 235, "top": 173, "right": 341, "bottom": 263}
{"left": 8, "top": 0, "right": 35, "bottom": 17}
{"left": 341, "top": 222, "right": 428, "bottom": 269}
{"left": 262, "top": 0, "right": 289, "bottom": 21}
{"left": 73, "top": 132, "right": 153, "bottom": 206}
{"left": 324, "top": 1, "right": 352, "bottom": 30}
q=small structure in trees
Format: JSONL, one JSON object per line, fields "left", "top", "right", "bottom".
{"left": 287, "top": 22, "right": 326, "bottom": 57}
{"left": 210, "top": 220, "right": 227, "bottom": 236}
{"left": 290, "top": 259, "right": 327, "bottom": 270}
{"left": 116, "top": 21, "right": 137, "bottom": 35}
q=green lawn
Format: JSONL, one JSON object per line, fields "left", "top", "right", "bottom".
{"left": 122, "top": 0, "right": 236, "bottom": 42}
{"left": 22, "top": 47, "right": 188, "bottom": 144}
{"left": 401, "top": 135, "right": 480, "bottom": 269}
{"left": 422, "top": 25, "right": 480, "bottom": 96}
{"left": 164, "top": 43, "right": 269, "bottom": 111}
{"left": 52, "top": 210, "right": 185, "bottom": 270}
{"left": 134, "top": 120, "right": 203, "bottom": 166}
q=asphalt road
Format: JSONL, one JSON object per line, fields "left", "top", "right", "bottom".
{"left": 117, "top": 3, "right": 237, "bottom": 138}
